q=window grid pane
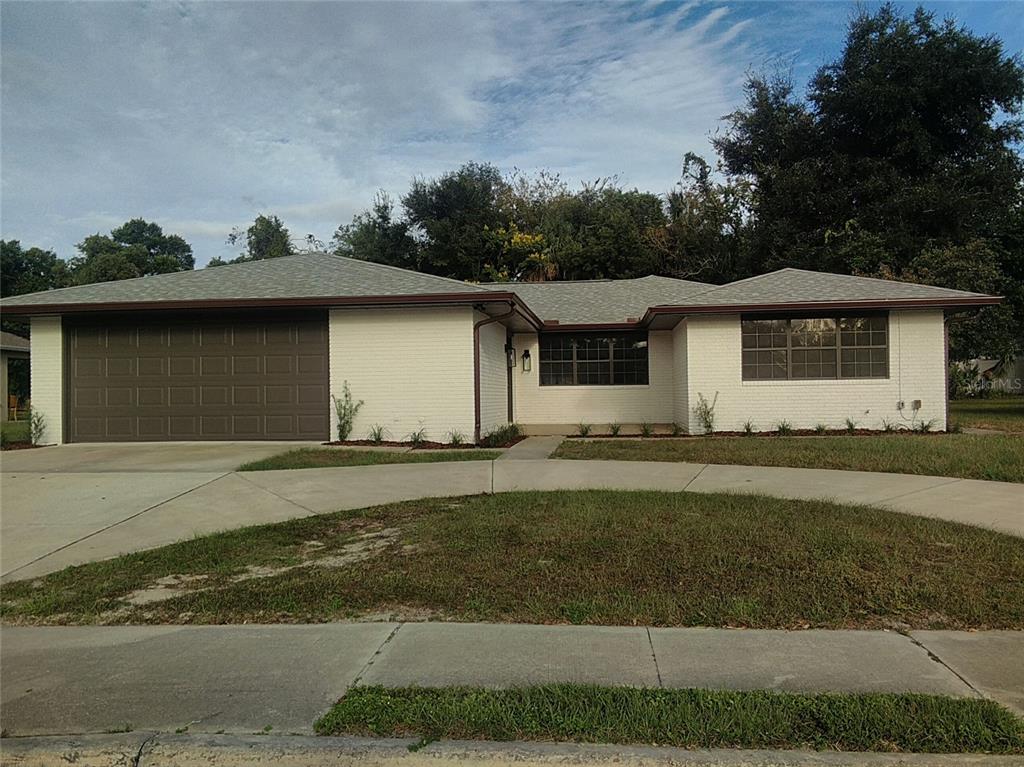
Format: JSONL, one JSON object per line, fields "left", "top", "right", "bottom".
{"left": 539, "top": 333, "right": 648, "bottom": 386}
{"left": 742, "top": 316, "right": 888, "bottom": 381}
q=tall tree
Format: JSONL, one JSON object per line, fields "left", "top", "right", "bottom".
{"left": 1, "top": 240, "right": 70, "bottom": 297}
{"left": 331, "top": 192, "right": 416, "bottom": 269}
{"left": 69, "top": 219, "right": 194, "bottom": 285}
{"left": 714, "top": 3, "right": 1024, "bottom": 359}
{"left": 211, "top": 214, "right": 295, "bottom": 267}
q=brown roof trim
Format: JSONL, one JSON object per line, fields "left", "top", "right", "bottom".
{"left": 642, "top": 295, "right": 1002, "bottom": 322}
{"left": 1, "top": 291, "right": 545, "bottom": 328}
{"left": 540, "top": 321, "right": 645, "bottom": 333}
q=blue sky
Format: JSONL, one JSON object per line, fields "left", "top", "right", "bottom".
{"left": 2, "top": 1, "right": 1021, "bottom": 266}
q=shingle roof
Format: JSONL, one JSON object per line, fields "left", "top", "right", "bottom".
{"left": 674, "top": 268, "right": 995, "bottom": 307}
{"left": 0, "top": 257, "right": 998, "bottom": 325}
{"left": 0, "top": 252, "right": 487, "bottom": 308}
{"left": 487, "top": 275, "right": 714, "bottom": 324}
{"left": 0, "top": 331, "right": 30, "bottom": 351}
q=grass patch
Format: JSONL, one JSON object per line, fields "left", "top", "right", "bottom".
{"left": 553, "top": 434, "right": 1024, "bottom": 483}
{"left": 315, "top": 685, "right": 1024, "bottom": 754}
{"left": 238, "top": 447, "right": 500, "bottom": 471}
{"left": 951, "top": 397, "right": 1024, "bottom": 433}
{"left": 4, "top": 491, "right": 1022, "bottom": 629}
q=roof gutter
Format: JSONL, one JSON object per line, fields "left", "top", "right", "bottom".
{"left": 473, "top": 302, "right": 518, "bottom": 444}
{"left": 0, "top": 290, "right": 545, "bottom": 328}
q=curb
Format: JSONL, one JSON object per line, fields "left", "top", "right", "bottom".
{"left": 1, "top": 733, "right": 1020, "bottom": 767}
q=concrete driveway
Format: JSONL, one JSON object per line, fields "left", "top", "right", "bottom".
{"left": 0, "top": 442, "right": 317, "bottom": 581}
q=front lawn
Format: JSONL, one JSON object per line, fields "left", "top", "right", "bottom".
{"left": 316, "top": 685, "right": 1024, "bottom": 754}
{"left": 4, "top": 491, "right": 1022, "bottom": 629}
{"left": 553, "top": 434, "right": 1024, "bottom": 483}
{"left": 238, "top": 447, "right": 501, "bottom": 471}
{"left": 951, "top": 397, "right": 1024, "bottom": 433}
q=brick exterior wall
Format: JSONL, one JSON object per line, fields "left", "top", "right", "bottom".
{"left": 29, "top": 315, "right": 63, "bottom": 445}
{"left": 510, "top": 330, "right": 675, "bottom": 431}
{"left": 684, "top": 310, "right": 948, "bottom": 433}
{"left": 329, "top": 307, "right": 476, "bottom": 443}
{"left": 477, "top": 316, "right": 509, "bottom": 438}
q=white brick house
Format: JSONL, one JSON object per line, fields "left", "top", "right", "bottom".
{"left": 0, "top": 254, "right": 998, "bottom": 444}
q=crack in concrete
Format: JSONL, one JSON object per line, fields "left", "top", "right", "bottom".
{"left": 903, "top": 633, "right": 985, "bottom": 699}
{"left": 233, "top": 471, "right": 320, "bottom": 516}
{"left": 645, "top": 627, "right": 663, "bottom": 688}
{"left": 1, "top": 472, "right": 231, "bottom": 580}
{"left": 681, "top": 464, "right": 709, "bottom": 492}
{"left": 871, "top": 477, "right": 965, "bottom": 506}
{"left": 351, "top": 623, "right": 404, "bottom": 687}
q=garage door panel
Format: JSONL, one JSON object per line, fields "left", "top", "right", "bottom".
{"left": 66, "top": 313, "right": 329, "bottom": 442}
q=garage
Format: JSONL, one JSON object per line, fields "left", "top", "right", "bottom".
{"left": 65, "top": 312, "right": 330, "bottom": 442}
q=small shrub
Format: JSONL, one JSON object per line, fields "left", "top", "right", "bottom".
{"left": 670, "top": 422, "right": 683, "bottom": 437}
{"left": 332, "top": 381, "right": 364, "bottom": 441}
{"left": 367, "top": 424, "right": 389, "bottom": 443}
{"left": 447, "top": 429, "right": 465, "bottom": 446}
{"left": 692, "top": 391, "right": 718, "bottom": 434}
{"left": 914, "top": 418, "right": 938, "bottom": 434}
{"left": 844, "top": 417, "right": 858, "bottom": 435}
{"left": 776, "top": 420, "right": 793, "bottom": 436}
{"left": 577, "top": 422, "right": 592, "bottom": 437}
{"left": 407, "top": 428, "right": 428, "bottom": 446}
{"left": 880, "top": 418, "right": 896, "bottom": 433}
{"left": 948, "top": 420, "right": 963, "bottom": 434}
{"left": 813, "top": 423, "right": 828, "bottom": 435}
{"left": 479, "top": 423, "right": 522, "bottom": 448}
{"left": 607, "top": 423, "right": 622, "bottom": 437}
{"left": 742, "top": 420, "right": 755, "bottom": 436}
{"left": 639, "top": 421, "right": 653, "bottom": 438}
{"left": 29, "top": 409, "right": 46, "bottom": 446}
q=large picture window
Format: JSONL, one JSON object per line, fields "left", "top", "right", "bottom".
{"left": 539, "top": 333, "right": 649, "bottom": 386}
{"left": 741, "top": 315, "right": 888, "bottom": 381}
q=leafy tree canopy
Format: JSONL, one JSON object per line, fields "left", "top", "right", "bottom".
{"left": 210, "top": 214, "right": 295, "bottom": 267}
{"left": 69, "top": 218, "right": 194, "bottom": 285}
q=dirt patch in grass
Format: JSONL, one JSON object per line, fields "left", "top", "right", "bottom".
{"left": 3, "top": 491, "right": 1022, "bottom": 629}
{"left": 316, "top": 685, "right": 1024, "bottom": 754}
{"left": 554, "top": 434, "right": 1024, "bottom": 482}
{"left": 238, "top": 447, "right": 501, "bottom": 471}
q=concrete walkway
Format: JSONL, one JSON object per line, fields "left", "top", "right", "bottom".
{"left": 2, "top": 624, "right": 1021, "bottom": 736}
{"left": 3, "top": 445, "right": 1022, "bottom": 581}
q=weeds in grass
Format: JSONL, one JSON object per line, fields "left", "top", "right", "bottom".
{"left": 332, "top": 382, "right": 364, "bottom": 442}
{"left": 693, "top": 392, "right": 718, "bottom": 434}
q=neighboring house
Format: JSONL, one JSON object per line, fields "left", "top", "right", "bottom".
{"left": 1, "top": 331, "right": 31, "bottom": 422}
{"left": 0, "top": 253, "right": 999, "bottom": 444}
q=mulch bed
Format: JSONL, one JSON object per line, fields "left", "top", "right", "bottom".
{"left": 570, "top": 429, "right": 948, "bottom": 439}
{"left": 323, "top": 436, "right": 527, "bottom": 450}
{"left": 0, "top": 442, "right": 37, "bottom": 451}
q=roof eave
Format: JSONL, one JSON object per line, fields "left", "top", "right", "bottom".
{"left": 642, "top": 295, "right": 1003, "bottom": 323}
{"left": 0, "top": 291, "right": 545, "bottom": 328}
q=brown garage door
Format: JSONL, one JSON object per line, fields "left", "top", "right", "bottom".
{"left": 66, "top": 313, "right": 330, "bottom": 442}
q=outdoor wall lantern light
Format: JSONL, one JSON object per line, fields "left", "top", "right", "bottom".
{"left": 521, "top": 349, "right": 532, "bottom": 372}
{"left": 506, "top": 344, "right": 517, "bottom": 369}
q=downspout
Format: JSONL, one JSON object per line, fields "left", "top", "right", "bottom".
{"left": 474, "top": 302, "right": 517, "bottom": 444}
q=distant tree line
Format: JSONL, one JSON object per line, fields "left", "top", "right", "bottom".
{"left": 2, "top": 5, "right": 1021, "bottom": 361}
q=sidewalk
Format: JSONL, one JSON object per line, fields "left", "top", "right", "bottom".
{"left": 2, "top": 623, "right": 1021, "bottom": 736}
